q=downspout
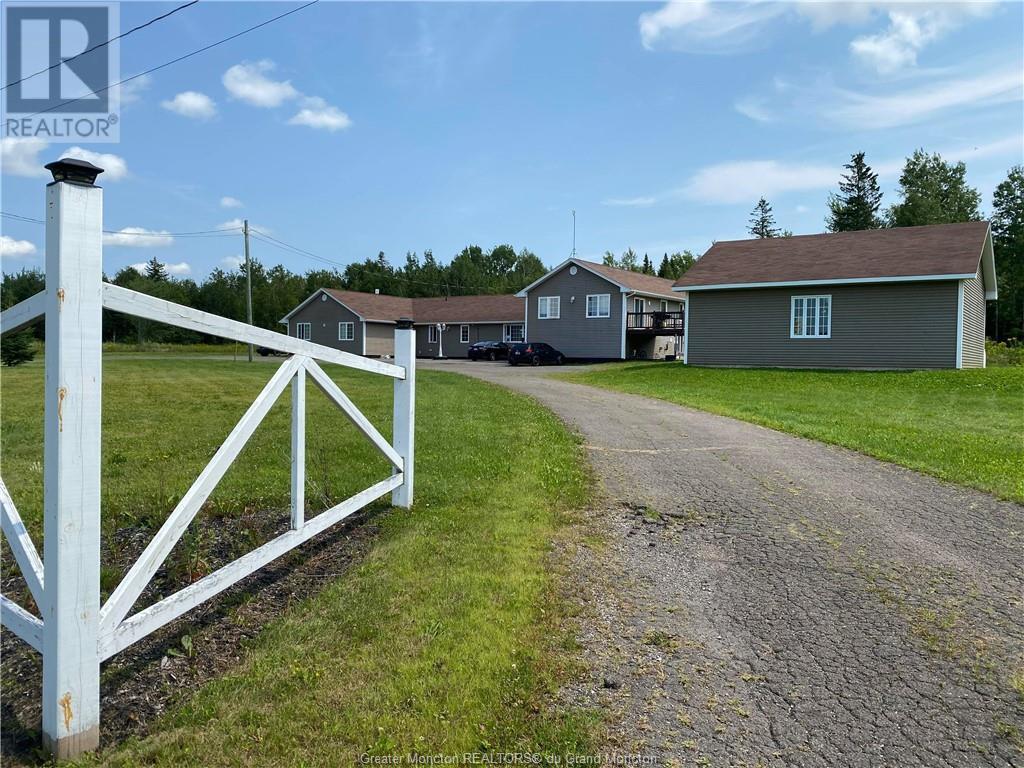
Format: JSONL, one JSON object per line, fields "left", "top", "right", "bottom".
{"left": 955, "top": 280, "right": 964, "bottom": 369}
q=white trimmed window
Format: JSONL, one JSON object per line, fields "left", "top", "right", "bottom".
{"left": 428, "top": 325, "right": 439, "bottom": 344}
{"left": 537, "top": 296, "right": 560, "bottom": 319}
{"left": 586, "top": 294, "right": 611, "bottom": 318}
{"left": 295, "top": 322, "right": 311, "bottom": 340}
{"left": 460, "top": 324, "right": 470, "bottom": 343}
{"left": 660, "top": 299, "right": 668, "bottom": 312}
{"left": 338, "top": 321, "right": 354, "bottom": 342}
{"left": 504, "top": 323, "right": 525, "bottom": 343}
{"left": 791, "top": 295, "right": 831, "bottom": 338}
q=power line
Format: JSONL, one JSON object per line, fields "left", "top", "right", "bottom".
{"left": 27, "top": 0, "right": 320, "bottom": 117}
{"left": 1, "top": 212, "right": 241, "bottom": 237}
{"left": 1, "top": 1, "right": 200, "bottom": 92}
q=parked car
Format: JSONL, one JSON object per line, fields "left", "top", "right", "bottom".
{"left": 467, "top": 341, "right": 510, "bottom": 361}
{"left": 508, "top": 342, "right": 565, "bottom": 366}
{"left": 256, "top": 346, "right": 288, "bottom": 357}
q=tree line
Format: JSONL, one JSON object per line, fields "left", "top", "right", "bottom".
{"left": 745, "top": 151, "right": 1022, "bottom": 340}
{"left": 0, "top": 244, "right": 549, "bottom": 347}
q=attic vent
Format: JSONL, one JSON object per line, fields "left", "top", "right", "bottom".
{"left": 374, "top": 288, "right": 380, "bottom": 295}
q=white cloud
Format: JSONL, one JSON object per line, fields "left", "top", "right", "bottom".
{"left": 220, "top": 196, "right": 243, "bottom": 209}
{"left": 639, "top": 0, "right": 787, "bottom": 53}
{"left": 218, "top": 218, "right": 268, "bottom": 234}
{"left": 734, "top": 96, "right": 775, "bottom": 123}
{"left": 113, "top": 73, "right": 152, "bottom": 105}
{"left": 0, "top": 235, "right": 38, "bottom": 258}
{"left": 795, "top": 204, "right": 810, "bottom": 213}
{"left": 639, "top": 1, "right": 994, "bottom": 66}
{"left": 288, "top": 96, "right": 352, "bottom": 131}
{"left": 681, "top": 160, "right": 838, "bottom": 205}
{"left": 602, "top": 196, "right": 657, "bottom": 207}
{"left": 162, "top": 91, "right": 217, "bottom": 120}
{"left": 223, "top": 60, "right": 299, "bottom": 107}
{"left": 220, "top": 255, "right": 244, "bottom": 270}
{"left": 829, "top": 66, "right": 1023, "bottom": 129}
{"left": 130, "top": 261, "right": 191, "bottom": 276}
{"left": 850, "top": 5, "right": 995, "bottom": 74}
{"left": 1, "top": 137, "right": 49, "bottom": 177}
{"left": 104, "top": 227, "right": 174, "bottom": 247}
{"left": 58, "top": 147, "right": 128, "bottom": 180}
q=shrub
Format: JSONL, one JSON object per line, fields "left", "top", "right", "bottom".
{"left": 986, "top": 338, "right": 1024, "bottom": 367}
{"left": 1, "top": 330, "right": 36, "bottom": 367}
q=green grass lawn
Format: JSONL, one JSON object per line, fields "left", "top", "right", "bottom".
{"left": 0, "top": 357, "right": 593, "bottom": 765}
{"left": 561, "top": 363, "right": 1024, "bottom": 503}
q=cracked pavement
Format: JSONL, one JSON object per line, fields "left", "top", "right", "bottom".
{"left": 424, "top": 360, "right": 1024, "bottom": 768}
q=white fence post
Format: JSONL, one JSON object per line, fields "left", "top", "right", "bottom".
{"left": 392, "top": 318, "right": 416, "bottom": 508}
{"left": 290, "top": 364, "right": 306, "bottom": 529}
{"left": 41, "top": 159, "right": 105, "bottom": 758}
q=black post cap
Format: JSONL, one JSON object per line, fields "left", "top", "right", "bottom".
{"left": 396, "top": 317, "right": 414, "bottom": 329}
{"left": 44, "top": 158, "right": 104, "bottom": 186}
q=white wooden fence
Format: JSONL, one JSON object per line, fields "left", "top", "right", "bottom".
{"left": 0, "top": 161, "right": 416, "bottom": 759}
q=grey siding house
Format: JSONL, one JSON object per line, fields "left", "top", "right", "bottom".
{"left": 280, "top": 289, "right": 523, "bottom": 359}
{"left": 674, "top": 221, "right": 997, "bottom": 370}
{"left": 517, "top": 259, "right": 684, "bottom": 360}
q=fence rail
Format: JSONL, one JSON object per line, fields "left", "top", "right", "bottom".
{"left": 0, "top": 160, "right": 416, "bottom": 759}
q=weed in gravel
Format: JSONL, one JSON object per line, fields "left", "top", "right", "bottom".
{"left": 642, "top": 630, "right": 680, "bottom": 652}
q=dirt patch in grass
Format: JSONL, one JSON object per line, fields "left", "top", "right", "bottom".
{"left": 1, "top": 503, "right": 384, "bottom": 765}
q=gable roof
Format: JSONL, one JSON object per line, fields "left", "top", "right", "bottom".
{"left": 674, "top": 222, "right": 996, "bottom": 296}
{"left": 280, "top": 289, "right": 523, "bottom": 324}
{"left": 516, "top": 258, "right": 679, "bottom": 299}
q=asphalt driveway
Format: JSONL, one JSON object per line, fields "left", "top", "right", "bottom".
{"left": 423, "top": 359, "right": 1024, "bottom": 767}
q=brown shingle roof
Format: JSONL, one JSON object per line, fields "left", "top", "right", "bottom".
{"left": 674, "top": 221, "right": 991, "bottom": 289}
{"left": 579, "top": 260, "right": 679, "bottom": 296}
{"left": 322, "top": 289, "right": 522, "bottom": 324}
{"left": 412, "top": 294, "right": 524, "bottom": 323}
{"left": 324, "top": 290, "right": 413, "bottom": 322}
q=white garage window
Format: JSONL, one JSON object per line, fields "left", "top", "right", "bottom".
{"left": 791, "top": 295, "right": 831, "bottom": 338}
{"left": 460, "top": 324, "right": 470, "bottom": 343}
{"left": 338, "top": 321, "right": 354, "bottom": 341}
{"left": 295, "top": 322, "right": 311, "bottom": 340}
{"left": 537, "top": 296, "right": 560, "bottom": 319}
{"left": 586, "top": 294, "right": 610, "bottom": 318}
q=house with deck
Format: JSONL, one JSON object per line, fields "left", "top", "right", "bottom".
{"left": 515, "top": 259, "right": 684, "bottom": 360}
{"left": 280, "top": 289, "right": 524, "bottom": 358}
{"left": 674, "top": 221, "right": 996, "bottom": 369}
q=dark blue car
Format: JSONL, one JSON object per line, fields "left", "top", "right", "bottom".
{"left": 508, "top": 342, "right": 565, "bottom": 366}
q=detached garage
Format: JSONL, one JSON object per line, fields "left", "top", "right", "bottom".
{"left": 673, "top": 221, "right": 996, "bottom": 370}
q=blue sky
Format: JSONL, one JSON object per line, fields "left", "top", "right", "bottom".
{"left": 2, "top": 0, "right": 1022, "bottom": 279}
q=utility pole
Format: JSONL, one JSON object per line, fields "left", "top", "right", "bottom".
{"left": 571, "top": 209, "right": 576, "bottom": 258}
{"left": 243, "top": 218, "right": 253, "bottom": 362}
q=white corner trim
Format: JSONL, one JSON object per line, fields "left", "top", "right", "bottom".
{"left": 674, "top": 273, "right": 975, "bottom": 292}
{"left": 620, "top": 293, "right": 627, "bottom": 359}
{"left": 955, "top": 280, "right": 964, "bottom": 370}
{"left": 523, "top": 296, "right": 529, "bottom": 342}
{"left": 361, "top": 321, "right": 367, "bottom": 356}
{"left": 683, "top": 299, "right": 689, "bottom": 364}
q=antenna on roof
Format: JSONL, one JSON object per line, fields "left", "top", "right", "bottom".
{"left": 571, "top": 209, "right": 576, "bottom": 259}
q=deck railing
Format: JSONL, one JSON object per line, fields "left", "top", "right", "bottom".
{"left": 626, "top": 310, "right": 685, "bottom": 333}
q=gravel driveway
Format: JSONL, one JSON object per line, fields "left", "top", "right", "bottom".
{"left": 424, "top": 360, "right": 1024, "bottom": 767}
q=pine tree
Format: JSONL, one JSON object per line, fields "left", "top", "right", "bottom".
{"left": 144, "top": 257, "right": 169, "bottom": 281}
{"left": 827, "top": 152, "right": 883, "bottom": 232}
{"left": 642, "top": 254, "right": 653, "bottom": 274}
{"left": 991, "top": 165, "right": 1024, "bottom": 339}
{"left": 1, "top": 330, "right": 36, "bottom": 367}
{"left": 748, "top": 198, "right": 780, "bottom": 238}
{"left": 657, "top": 254, "right": 670, "bottom": 278}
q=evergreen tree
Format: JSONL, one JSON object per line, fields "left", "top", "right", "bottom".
{"left": 144, "top": 257, "right": 169, "bottom": 281}
{"left": 827, "top": 152, "right": 883, "bottom": 232}
{"left": 1, "top": 330, "right": 36, "bottom": 366}
{"left": 991, "top": 165, "right": 1024, "bottom": 340}
{"left": 748, "top": 198, "right": 780, "bottom": 238}
{"left": 657, "top": 254, "right": 670, "bottom": 278}
{"left": 642, "top": 254, "right": 653, "bottom": 274}
{"left": 887, "top": 149, "right": 981, "bottom": 227}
